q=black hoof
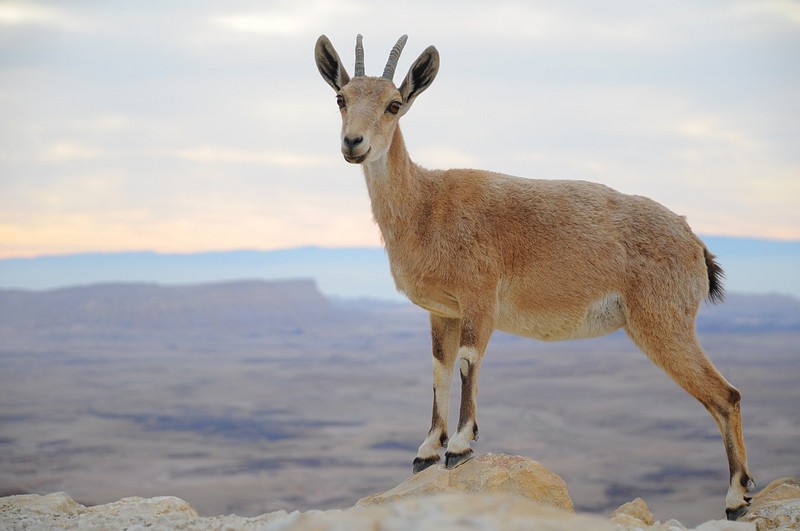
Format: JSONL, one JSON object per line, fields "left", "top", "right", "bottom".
{"left": 726, "top": 504, "right": 749, "bottom": 521}
{"left": 445, "top": 449, "right": 474, "bottom": 470}
{"left": 412, "top": 455, "right": 439, "bottom": 474}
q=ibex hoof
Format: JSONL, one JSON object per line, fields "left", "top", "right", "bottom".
{"left": 412, "top": 455, "right": 440, "bottom": 474}
{"left": 444, "top": 449, "right": 474, "bottom": 470}
{"left": 726, "top": 504, "right": 749, "bottom": 521}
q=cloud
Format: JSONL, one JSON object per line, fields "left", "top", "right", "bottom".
{"left": 676, "top": 119, "right": 762, "bottom": 152}
{"left": 0, "top": 190, "right": 381, "bottom": 258}
{"left": 211, "top": 14, "right": 305, "bottom": 35}
{"left": 43, "top": 142, "right": 104, "bottom": 162}
{"left": 170, "top": 146, "right": 328, "bottom": 168}
{"left": 462, "top": 4, "right": 666, "bottom": 47}
{"left": 414, "top": 147, "right": 483, "bottom": 169}
{"left": 0, "top": 2, "right": 87, "bottom": 31}
{"left": 1, "top": 0, "right": 798, "bottom": 261}
{"left": 733, "top": 0, "right": 800, "bottom": 27}
{"left": 207, "top": 1, "right": 360, "bottom": 38}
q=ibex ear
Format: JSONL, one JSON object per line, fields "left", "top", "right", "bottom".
{"left": 315, "top": 35, "right": 351, "bottom": 91}
{"left": 398, "top": 46, "right": 439, "bottom": 113}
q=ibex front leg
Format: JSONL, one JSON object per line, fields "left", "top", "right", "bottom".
{"left": 413, "top": 315, "right": 459, "bottom": 473}
{"left": 445, "top": 311, "right": 494, "bottom": 469}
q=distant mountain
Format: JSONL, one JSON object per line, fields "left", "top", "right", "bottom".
{"left": 0, "top": 247, "right": 398, "bottom": 300}
{"left": 0, "top": 279, "right": 345, "bottom": 334}
{"left": 0, "top": 238, "right": 798, "bottom": 300}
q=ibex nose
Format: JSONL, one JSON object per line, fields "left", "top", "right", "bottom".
{"left": 343, "top": 135, "right": 363, "bottom": 148}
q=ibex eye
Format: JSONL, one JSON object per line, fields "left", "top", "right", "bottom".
{"left": 387, "top": 101, "right": 402, "bottom": 115}
{"left": 336, "top": 95, "right": 345, "bottom": 109}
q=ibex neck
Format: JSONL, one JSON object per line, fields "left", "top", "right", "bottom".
{"left": 362, "top": 126, "right": 423, "bottom": 238}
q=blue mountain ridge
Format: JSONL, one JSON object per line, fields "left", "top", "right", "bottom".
{"left": 0, "top": 237, "right": 798, "bottom": 300}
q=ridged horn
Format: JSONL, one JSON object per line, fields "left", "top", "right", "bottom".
{"left": 382, "top": 34, "right": 408, "bottom": 80}
{"left": 354, "top": 34, "right": 365, "bottom": 77}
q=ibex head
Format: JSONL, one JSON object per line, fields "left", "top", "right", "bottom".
{"left": 315, "top": 34, "right": 439, "bottom": 164}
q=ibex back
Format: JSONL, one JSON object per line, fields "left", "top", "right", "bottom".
{"left": 314, "top": 34, "right": 754, "bottom": 520}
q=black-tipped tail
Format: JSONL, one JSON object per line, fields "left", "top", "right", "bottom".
{"left": 704, "top": 248, "right": 725, "bottom": 304}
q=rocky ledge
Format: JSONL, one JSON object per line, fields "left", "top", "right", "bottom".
{"left": 2, "top": 454, "right": 798, "bottom": 530}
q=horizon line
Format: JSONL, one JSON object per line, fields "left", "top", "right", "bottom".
{"left": 2, "top": 234, "right": 800, "bottom": 261}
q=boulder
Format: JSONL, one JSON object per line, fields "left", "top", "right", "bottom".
{"left": 607, "top": 497, "right": 757, "bottom": 531}
{"left": 293, "top": 493, "right": 612, "bottom": 531}
{"left": 0, "top": 492, "right": 82, "bottom": 517}
{"left": 610, "top": 497, "right": 656, "bottom": 527}
{"left": 742, "top": 477, "right": 800, "bottom": 530}
{"left": 83, "top": 495, "right": 199, "bottom": 518}
{"left": 0, "top": 491, "right": 289, "bottom": 530}
{"left": 693, "top": 519, "right": 756, "bottom": 531}
{"left": 356, "top": 452, "right": 574, "bottom": 511}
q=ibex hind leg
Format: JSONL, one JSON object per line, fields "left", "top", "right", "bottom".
{"left": 624, "top": 309, "right": 753, "bottom": 520}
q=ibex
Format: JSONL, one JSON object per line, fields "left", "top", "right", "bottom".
{"left": 314, "top": 34, "right": 754, "bottom": 520}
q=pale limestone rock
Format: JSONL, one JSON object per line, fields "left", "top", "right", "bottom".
{"left": 693, "top": 519, "right": 756, "bottom": 530}
{"left": 658, "top": 518, "right": 689, "bottom": 530}
{"left": 742, "top": 477, "right": 800, "bottom": 530}
{"left": 0, "top": 492, "right": 82, "bottom": 516}
{"left": 1, "top": 492, "right": 608, "bottom": 531}
{"left": 611, "top": 512, "right": 652, "bottom": 529}
{"left": 2, "top": 469, "right": 797, "bottom": 531}
{"left": 356, "top": 452, "right": 574, "bottom": 511}
{"left": 0, "top": 491, "right": 292, "bottom": 530}
{"left": 611, "top": 497, "right": 656, "bottom": 526}
{"left": 607, "top": 498, "right": 755, "bottom": 531}
{"left": 291, "top": 493, "right": 612, "bottom": 531}
{"left": 607, "top": 512, "right": 755, "bottom": 530}
{"left": 83, "top": 495, "right": 199, "bottom": 518}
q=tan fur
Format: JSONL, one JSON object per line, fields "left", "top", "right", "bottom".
{"left": 314, "top": 35, "right": 753, "bottom": 519}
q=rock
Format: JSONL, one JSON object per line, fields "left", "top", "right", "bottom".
{"left": 607, "top": 497, "right": 757, "bottom": 531}
{"left": 0, "top": 491, "right": 292, "bottom": 530}
{"left": 610, "top": 497, "right": 656, "bottom": 526}
{"left": 83, "top": 496, "right": 199, "bottom": 518}
{"left": 611, "top": 512, "right": 653, "bottom": 529}
{"left": 291, "top": 493, "right": 613, "bottom": 531}
{"left": 356, "top": 452, "right": 574, "bottom": 511}
{"left": 0, "top": 492, "right": 83, "bottom": 516}
{"left": 1, "top": 462, "right": 797, "bottom": 531}
{"left": 616, "top": 517, "right": 754, "bottom": 530}
{"left": 0, "top": 492, "right": 610, "bottom": 531}
{"left": 658, "top": 519, "right": 690, "bottom": 530}
{"left": 742, "top": 477, "right": 800, "bottom": 530}
{"left": 693, "top": 519, "right": 756, "bottom": 530}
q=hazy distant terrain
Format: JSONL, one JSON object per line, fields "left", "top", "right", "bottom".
{"left": 1, "top": 237, "right": 799, "bottom": 299}
{"left": 1, "top": 281, "right": 798, "bottom": 526}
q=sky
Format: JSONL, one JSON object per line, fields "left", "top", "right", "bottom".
{"left": 1, "top": 0, "right": 799, "bottom": 259}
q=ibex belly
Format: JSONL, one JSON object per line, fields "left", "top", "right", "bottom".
{"left": 410, "top": 283, "right": 627, "bottom": 341}
{"left": 497, "top": 292, "right": 626, "bottom": 341}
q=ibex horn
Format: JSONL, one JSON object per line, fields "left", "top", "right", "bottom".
{"left": 354, "top": 34, "right": 365, "bottom": 77}
{"left": 382, "top": 34, "right": 408, "bottom": 80}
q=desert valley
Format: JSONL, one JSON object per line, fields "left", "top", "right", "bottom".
{"left": 1, "top": 280, "right": 798, "bottom": 526}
